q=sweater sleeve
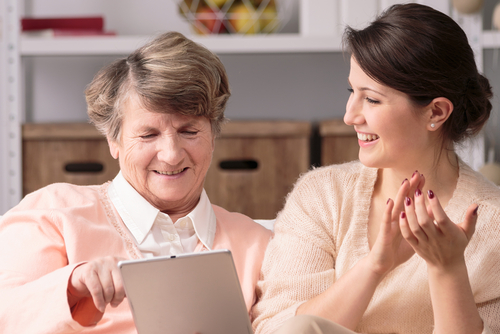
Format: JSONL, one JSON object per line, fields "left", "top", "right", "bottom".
{"left": 252, "top": 168, "right": 344, "bottom": 334}
{"left": 473, "top": 209, "right": 500, "bottom": 334}
{"left": 429, "top": 298, "right": 500, "bottom": 334}
{"left": 476, "top": 297, "right": 500, "bottom": 334}
{"left": 450, "top": 165, "right": 500, "bottom": 334}
{"left": 0, "top": 198, "right": 92, "bottom": 333}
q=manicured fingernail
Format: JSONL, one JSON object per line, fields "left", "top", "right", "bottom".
{"left": 428, "top": 190, "right": 434, "bottom": 199}
{"left": 405, "top": 196, "right": 411, "bottom": 206}
{"left": 412, "top": 170, "right": 418, "bottom": 177}
{"left": 473, "top": 206, "right": 479, "bottom": 215}
{"left": 402, "top": 178, "right": 408, "bottom": 185}
{"left": 415, "top": 188, "right": 422, "bottom": 197}
{"left": 401, "top": 211, "right": 406, "bottom": 219}
{"left": 387, "top": 198, "right": 391, "bottom": 204}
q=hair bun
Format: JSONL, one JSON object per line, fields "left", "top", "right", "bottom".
{"left": 462, "top": 74, "right": 492, "bottom": 137}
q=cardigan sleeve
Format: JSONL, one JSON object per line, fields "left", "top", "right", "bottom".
{"left": 252, "top": 169, "right": 343, "bottom": 334}
{"left": 0, "top": 199, "right": 93, "bottom": 333}
{"left": 451, "top": 169, "right": 500, "bottom": 334}
{"left": 473, "top": 207, "right": 500, "bottom": 334}
{"left": 477, "top": 298, "right": 500, "bottom": 334}
{"left": 429, "top": 298, "right": 500, "bottom": 334}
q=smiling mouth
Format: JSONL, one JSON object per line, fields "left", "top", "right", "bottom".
{"left": 155, "top": 168, "right": 187, "bottom": 175}
{"left": 357, "top": 133, "right": 380, "bottom": 142}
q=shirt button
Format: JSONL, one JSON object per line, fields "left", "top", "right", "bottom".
{"left": 169, "top": 234, "right": 176, "bottom": 241}
{"left": 179, "top": 221, "right": 186, "bottom": 228}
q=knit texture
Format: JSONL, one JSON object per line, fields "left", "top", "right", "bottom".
{"left": 252, "top": 160, "right": 500, "bottom": 334}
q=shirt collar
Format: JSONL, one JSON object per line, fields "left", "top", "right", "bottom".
{"left": 187, "top": 188, "right": 216, "bottom": 250}
{"left": 108, "top": 171, "right": 216, "bottom": 249}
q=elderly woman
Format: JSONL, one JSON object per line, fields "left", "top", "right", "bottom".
{"left": 252, "top": 4, "right": 500, "bottom": 334}
{"left": 0, "top": 31, "right": 272, "bottom": 333}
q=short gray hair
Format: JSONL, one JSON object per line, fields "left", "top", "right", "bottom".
{"left": 86, "top": 31, "right": 230, "bottom": 141}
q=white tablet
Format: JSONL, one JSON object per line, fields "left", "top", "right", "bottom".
{"left": 118, "top": 249, "right": 253, "bottom": 334}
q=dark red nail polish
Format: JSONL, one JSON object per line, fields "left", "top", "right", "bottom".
{"left": 412, "top": 170, "right": 418, "bottom": 178}
{"left": 405, "top": 197, "right": 411, "bottom": 206}
{"left": 401, "top": 211, "right": 406, "bottom": 219}
{"left": 473, "top": 206, "right": 479, "bottom": 215}
{"left": 402, "top": 178, "right": 408, "bottom": 185}
{"left": 387, "top": 198, "right": 391, "bottom": 204}
{"left": 428, "top": 190, "right": 434, "bottom": 199}
{"left": 415, "top": 188, "right": 422, "bottom": 197}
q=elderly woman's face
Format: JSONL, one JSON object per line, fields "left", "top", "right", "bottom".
{"left": 108, "top": 94, "right": 215, "bottom": 214}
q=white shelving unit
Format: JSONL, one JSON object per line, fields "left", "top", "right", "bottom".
{"left": 19, "top": 34, "right": 343, "bottom": 55}
{"left": 0, "top": 0, "right": 23, "bottom": 214}
{"left": 19, "top": 28, "right": 500, "bottom": 56}
{"left": 483, "top": 30, "right": 500, "bottom": 48}
{"left": 2, "top": 0, "right": 500, "bottom": 214}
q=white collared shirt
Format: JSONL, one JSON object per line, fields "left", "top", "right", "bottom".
{"left": 108, "top": 171, "right": 217, "bottom": 258}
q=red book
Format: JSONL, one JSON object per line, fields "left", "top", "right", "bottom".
{"left": 21, "top": 17, "right": 104, "bottom": 32}
{"left": 22, "top": 29, "right": 116, "bottom": 37}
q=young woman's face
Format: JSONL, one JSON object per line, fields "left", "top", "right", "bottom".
{"left": 108, "top": 94, "right": 215, "bottom": 214}
{"left": 344, "top": 57, "right": 432, "bottom": 170}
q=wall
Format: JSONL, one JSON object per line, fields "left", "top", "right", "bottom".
{"left": 26, "top": 53, "right": 349, "bottom": 123}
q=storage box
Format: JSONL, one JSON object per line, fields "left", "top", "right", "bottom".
{"left": 22, "top": 123, "right": 120, "bottom": 196}
{"left": 205, "top": 121, "right": 311, "bottom": 219}
{"left": 319, "top": 119, "right": 359, "bottom": 166}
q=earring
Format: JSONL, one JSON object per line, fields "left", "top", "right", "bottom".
{"left": 430, "top": 123, "right": 436, "bottom": 128}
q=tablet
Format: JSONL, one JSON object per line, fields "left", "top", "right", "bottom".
{"left": 118, "top": 249, "right": 253, "bottom": 334}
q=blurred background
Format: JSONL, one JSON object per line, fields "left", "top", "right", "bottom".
{"left": 1, "top": 0, "right": 499, "bottom": 215}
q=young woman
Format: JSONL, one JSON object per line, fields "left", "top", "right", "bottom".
{"left": 252, "top": 4, "right": 500, "bottom": 334}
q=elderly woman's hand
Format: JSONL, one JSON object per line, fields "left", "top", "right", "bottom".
{"left": 399, "top": 189, "right": 478, "bottom": 269}
{"left": 67, "top": 256, "right": 126, "bottom": 319}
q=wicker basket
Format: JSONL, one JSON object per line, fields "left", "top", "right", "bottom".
{"left": 177, "top": 0, "right": 293, "bottom": 35}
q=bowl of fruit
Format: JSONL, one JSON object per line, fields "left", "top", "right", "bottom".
{"left": 177, "top": 0, "right": 292, "bottom": 35}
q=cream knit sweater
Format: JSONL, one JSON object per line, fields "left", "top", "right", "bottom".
{"left": 252, "top": 161, "right": 500, "bottom": 334}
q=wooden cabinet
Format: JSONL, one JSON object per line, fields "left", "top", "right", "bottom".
{"left": 319, "top": 119, "right": 358, "bottom": 166}
{"left": 22, "top": 123, "right": 120, "bottom": 195}
{"left": 205, "top": 120, "right": 311, "bottom": 219}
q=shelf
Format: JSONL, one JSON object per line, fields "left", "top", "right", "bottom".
{"left": 19, "top": 30, "right": 500, "bottom": 57}
{"left": 20, "top": 33, "right": 343, "bottom": 56}
{"left": 20, "top": 34, "right": 342, "bottom": 55}
{"left": 482, "top": 30, "right": 500, "bottom": 49}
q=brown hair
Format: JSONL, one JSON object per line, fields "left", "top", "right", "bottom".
{"left": 86, "top": 31, "right": 230, "bottom": 141}
{"left": 343, "top": 3, "right": 492, "bottom": 146}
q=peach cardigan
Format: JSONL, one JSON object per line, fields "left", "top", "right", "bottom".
{"left": 0, "top": 182, "right": 272, "bottom": 333}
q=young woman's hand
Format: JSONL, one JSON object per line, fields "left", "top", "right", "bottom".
{"left": 399, "top": 190, "right": 482, "bottom": 334}
{"left": 367, "top": 172, "right": 425, "bottom": 276}
{"left": 399, "top": 189, "right": 478, "bottom": 270}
